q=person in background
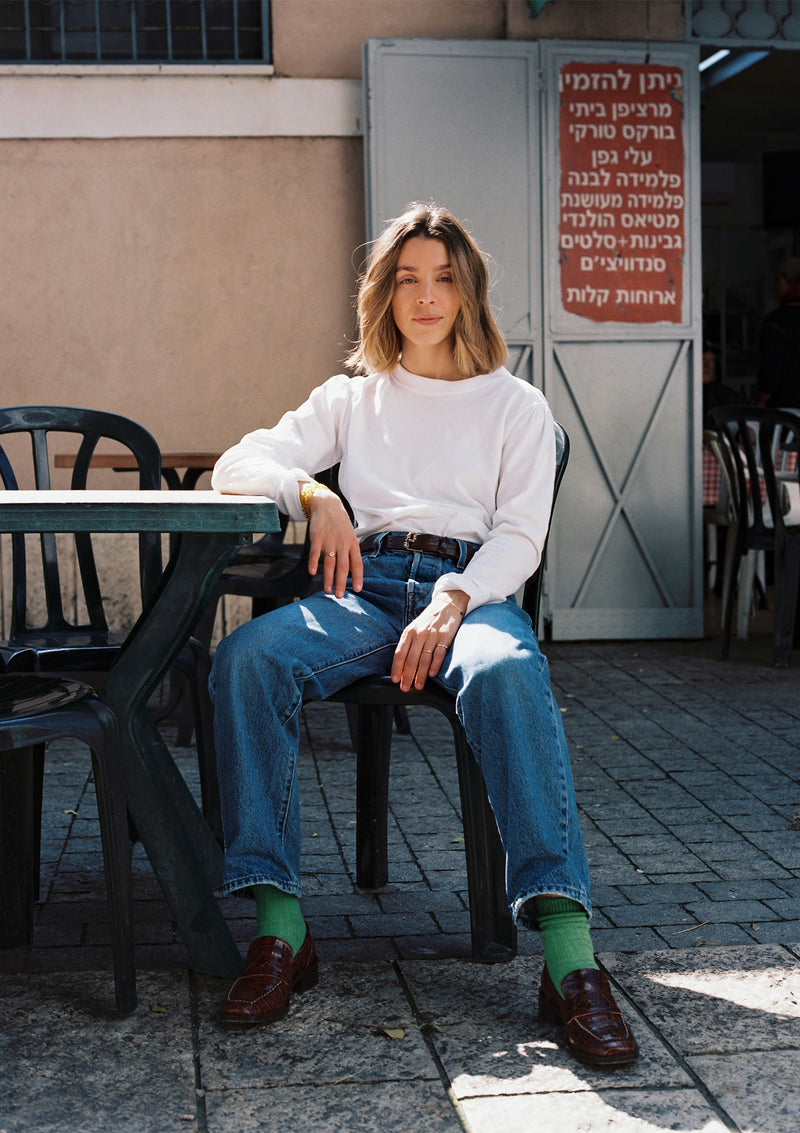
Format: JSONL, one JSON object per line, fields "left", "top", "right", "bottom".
{"left": 209, "top": 202, "right": 638, "bottom": 1068}
{"left": 755, "top": 257, "right": 800, "bottom": 409}
{"left": 702, "top": 338, "right": 737, "bottom": 427}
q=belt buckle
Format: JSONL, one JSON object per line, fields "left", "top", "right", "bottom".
{"left": 403, "top": 532, "right": 418, "bottom": 552}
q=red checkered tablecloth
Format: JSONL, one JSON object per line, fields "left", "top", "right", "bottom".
{"left": 703, "top": 445, "right": 794, "bottom": 509}
{"left": 703, "top": 448, "right": 721, "bottom": 508}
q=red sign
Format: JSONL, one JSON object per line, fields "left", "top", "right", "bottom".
{"left": 559, "top": 62, "right": 685, "bottom": 324}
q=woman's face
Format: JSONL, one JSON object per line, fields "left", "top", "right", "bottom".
{"left": 391, "top": 237, "right": 461, "bottom": 358}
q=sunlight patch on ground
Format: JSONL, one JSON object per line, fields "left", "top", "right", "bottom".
{"left": 647, "top": 966, "right": 800, "bottom": 1017}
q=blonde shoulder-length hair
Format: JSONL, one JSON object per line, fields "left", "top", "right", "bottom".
{"left": 346, "top": 203, "right": 507, "bottom": 379}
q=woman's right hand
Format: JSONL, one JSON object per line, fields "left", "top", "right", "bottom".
{"left": 306, "top": 489, "right": 363, "bottom": 598}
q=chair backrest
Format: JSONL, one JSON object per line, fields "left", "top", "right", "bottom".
{"left": 755, "top": 408, "right": 800, "bottom": 534}
{"left": 0, "top": 406, "right": 162, "bottom": 640}
{"left": 702, "top": 429, "right": 734, "bottom": 525}
{"left": 709, "top": 405, "right": 800, "bottom": 544}
{"left": 521, "top": 420, "right": 569, "bottom": 637}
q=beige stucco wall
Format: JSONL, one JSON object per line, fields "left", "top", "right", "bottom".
{"left": 0, "top": 135, "right": 365, "bottom": 455}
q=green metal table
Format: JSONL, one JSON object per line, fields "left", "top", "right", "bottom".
{"left": 0, "top": 489, "right": 279, "bottom": 979}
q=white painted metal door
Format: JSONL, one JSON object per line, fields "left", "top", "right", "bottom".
{"left": 364, "top": 38, "right": 702, "bottom": 639}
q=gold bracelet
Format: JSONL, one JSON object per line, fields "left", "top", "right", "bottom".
{"left": 299, "top": 480, "right": 332, "bottom": 521}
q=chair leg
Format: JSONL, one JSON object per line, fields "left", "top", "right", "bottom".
{"left": 184, "top": 639, "right": 222, "bottom": 845}
{"left": 736, "top": 553, "right": 757, "bottom": 641}
{"left": 84, "top": 701, "right": 137, "bottom": 1016}
{"left": 773, "top": 534, "right": 800, "bottom": 668}
{"left": 32, "top": 742, "right": 45, "bottom": 901}
{"left": 452, "top": 730, "right": 516, "bottom": 964}
{"left": 720, "top": 539, "right": 742, "bottom": 660}
{"left": 173, "top": 649, "right": 198, "bottom": 748}
{"left": 0, "top": 745, "right": 36, "bottom": 948}
{"left": 344, "top": 703, "right": 359, "bottom": 751}
{"left": 393, "top": 705, "right": 411, "bottom": 735}
{"left": 355, "top": 704, "right": 394, "bottom": 891}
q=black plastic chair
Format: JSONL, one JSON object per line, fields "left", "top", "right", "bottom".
{"left": 324, "top": 422, "right": 570, "bottom": 964}
{"left": 0, "top": 406, "right": 163, "bottom": 667}
{"left": 710, "top": 405, "right": 800, "bottom": 666}
{"left": 192, "top": 468, "right": 347, "bottom": 652}
{"left": 0, "top": 406, "right": 216, "bottom": 822}
{"left": 191, "top": 517, "right": 313, "bottom": 650}
{"left": 0, "top": 668, "right": 135, "bottom": 1016}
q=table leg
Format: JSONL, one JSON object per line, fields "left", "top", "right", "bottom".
{"left": 0, "top": 747, "right": 36, "bottom": 948}
{"left": 102, "top": 531, "right": 249, "bottom": 978}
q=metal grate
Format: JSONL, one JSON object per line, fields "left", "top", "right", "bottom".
{"left": 687, "top": 0, "right": 800, "bottom": 47}
{"left": 0, "top": 0, "right": 271, "bottom": 63}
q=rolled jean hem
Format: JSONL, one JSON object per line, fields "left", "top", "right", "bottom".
{"left": 216, "top": 873, "right": 303, "bottom": 899}
{"left": 511, "top": 885, "right": 592, "bottom": 928}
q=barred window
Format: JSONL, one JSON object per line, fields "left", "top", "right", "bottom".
{"left": 0, "top": 1, "right": 271, "bottom": 63}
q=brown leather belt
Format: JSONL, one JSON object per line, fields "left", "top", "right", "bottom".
{"left": 359, "top": 532, "right": 478, "bottom": 565}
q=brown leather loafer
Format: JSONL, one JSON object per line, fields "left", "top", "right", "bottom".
{"left": 539, "top": 965, "right": 639, "bottom": 1068}
{"left": 220, "top": 927, "right": 319, "bottom": 1027}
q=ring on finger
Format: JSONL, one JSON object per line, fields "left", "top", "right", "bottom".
{"left": 327, "top": 551, "right": 336, "bottom": 557}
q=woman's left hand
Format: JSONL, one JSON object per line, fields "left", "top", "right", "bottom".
{"left": 391, "top": 590, "right": 468, "bottom": 692}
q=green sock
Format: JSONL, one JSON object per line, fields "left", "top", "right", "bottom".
{"left": 535, "top": 896, "right": 598, "bottom": 997}
{"left": 253, "top": 885, "right": 307, "bottom": 957}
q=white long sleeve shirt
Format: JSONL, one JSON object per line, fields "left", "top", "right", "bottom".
{"left": 211, "top": 364, "right": 556, "bottom": 613}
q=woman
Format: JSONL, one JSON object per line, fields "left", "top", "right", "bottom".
{"left": 209, "top": 203, "right": 638, "bottom": 1067}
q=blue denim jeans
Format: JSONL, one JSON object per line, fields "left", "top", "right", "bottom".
{"left": 209, "top": 535, "right": 592, "bottom": 923}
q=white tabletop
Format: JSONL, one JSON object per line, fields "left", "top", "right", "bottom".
{"left": 0, "top": 489, "right": 279, "bottom": 533}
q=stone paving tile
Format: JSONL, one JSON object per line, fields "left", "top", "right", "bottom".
{"left": 654, "top": 923, "right": 758, "bottom": 948}
{"left": 195, "top": 963, "right": 437, "bottom": 1092}
{"left": 460, "top": 1089, "right": 731, "bottom": 1133}
{"left": 348, "top": 912, "right": 439, "bottom": 938}
{"left": 376, "top": 890, "right": 467, "bottom": 914}
{"left": 696, "top": 879, "right": 792, "bottom": 901}
{"left": 615, "top": 882, "right": 707, "bottom": 905}
{"left": 773, "top": 879, "right": 800, "bottom": 897}
{"left": 605, "top": 904, "right": 697, "bottom": 929}
{"left": 686, "top": 1051, "right": 800, "bottom": 1133}
{"left": 712, "top": 859, "right": 792, "bottom": 881}
{"left": 205, "top": 1083, "right": 465, "bottom": 1133}
{"left": 581, "top": 927, "right": 668, "bottom": 952}
{"left": 685, "top": 899, "right": 781, "bottom": 923}
{"left": 747, "top": 920, "right": 800, "bottom": 943}
{"left": 0, "top": 970, "right": 196, "bottom": 1132}
{"left": 399, "top": 956, "right": 690, "bottom": 1096}
{"left": 603, "top": 944, "right": 800, "bottom": 1055}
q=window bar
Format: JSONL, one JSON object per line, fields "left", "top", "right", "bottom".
{"left": 130, "top": 0, "right": 138, "bottom": 62}
{"left": 232, "top": 0, "right": 240, "bottom": 63}
{"left": 260, "top": 0, "right": 270, "bottom": 63}
{"left": 58, "top": 0, "right": 66, "bottom": 61}
{"left": 200, "top": 0, "right": 208, "bottom": 62}
{"left": 165, "top": 0, "right": 173, "bottom": 61}
{"left": 23, "top": 0, "right": 31, "bottom": 61}
{"left": 94, "top": 0, "right": 102, "bottom": 60}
